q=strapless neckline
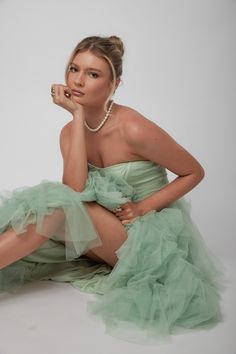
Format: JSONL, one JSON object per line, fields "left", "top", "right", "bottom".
{"left": 88, "top": 160, "right": 153, "bottom": 170}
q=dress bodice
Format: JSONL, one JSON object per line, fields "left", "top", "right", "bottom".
{"left": 88, "top": 160, "right": 169, "bottom": 202}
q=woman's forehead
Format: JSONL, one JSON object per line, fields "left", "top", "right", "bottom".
{"left": 72, "top": 51, "right": 109, "bottom": 71}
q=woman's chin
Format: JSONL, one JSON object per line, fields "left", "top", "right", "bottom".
{"left": 72, "top": 95, "right": 86, "bottom": 103}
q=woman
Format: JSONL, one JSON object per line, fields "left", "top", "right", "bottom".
{"left": 0, "top": 35, "right": 225, "bottom": 343}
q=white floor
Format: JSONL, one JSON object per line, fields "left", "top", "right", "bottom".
{"left": 0, "top": 258, "right": 235, "bottom": 354}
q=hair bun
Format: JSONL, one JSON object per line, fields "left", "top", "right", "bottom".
{"left": 109, "top": 35, "right": 124, "bottom": 57}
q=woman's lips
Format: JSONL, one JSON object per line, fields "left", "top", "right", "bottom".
{"left": 72, "top": 90, "right": 85, "bottom": 96}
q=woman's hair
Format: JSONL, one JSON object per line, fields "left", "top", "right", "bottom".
{"left": 65, "top": 35, "right": 125, "bottom": 112}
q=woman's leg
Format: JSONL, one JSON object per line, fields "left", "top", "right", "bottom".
{"left": 83, "top": 202, "right": 128, "bottom": 267}
{"left": 0, "top": 225, "right": 49, "bottom": 270}
{"left": 0, "top": 207, "right": 68, "bottom": 270}
{"left": 0, "top": 202, "right": 128, "bottom": 270}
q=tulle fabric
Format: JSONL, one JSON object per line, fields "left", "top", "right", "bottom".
{"left": 0, "top": 171, "right": 133, "bottom": 262}
{"left": 0, "top": 161, "right": 226, "bottom": 343}
{"left": 86, "top": 197, "right": 226, "bottom": 343}
{"left": 0, "top": 170, "right": 133, "bottom": 295}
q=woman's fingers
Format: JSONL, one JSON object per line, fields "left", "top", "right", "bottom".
{"left": 64, "top": 89, "right": 72, "bottom": 98}
{"left": 58, "top": 85, "right": 71, "bottom": 101}
{"left": 51, "top": 84, "right": 75, "bottom": 112}
{"left": 111, "top": 206, "right": 137, "bottom": 224}
{"left": 119, "top": 213, "right": 134, "bottom": 221}
{"left": 59, "top": 85, "right": 72, "bottom": 98}
{"left": 121, "top": 217, "right": 137, "bottom": 225}
{"left": 50, "top": 83, "right": 83, "bottom": 116}
{"left": 51, "top": 86, "right": 55, "bottom": 97}
{"left": 51, "top": 84, "right": 72, "bottom": 100}
{"left": 114, "top": 209, "right": 134, "bottom": 221}
{"left": 51, "top": 84, "right": 59, "bottom": 101}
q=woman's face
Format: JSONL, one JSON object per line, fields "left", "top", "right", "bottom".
{"left": 66, "top": 50, "right": 116, "bottom": 106}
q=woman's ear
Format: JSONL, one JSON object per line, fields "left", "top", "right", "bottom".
{"left": 110, "top": 78, "right": 121, "bottom": 94}
{"left": 115, "top": 78, "right": 121, "bottom": 89}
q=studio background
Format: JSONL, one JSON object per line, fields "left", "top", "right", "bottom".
{"left": 0, "top": 1, "right": 235, "bottom": 353}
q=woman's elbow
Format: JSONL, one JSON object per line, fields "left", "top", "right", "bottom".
{"left": 193, "top": 167, "right": 205, "bottom": 182}
{"left": 62, "top": 177, "right": 86, "bottom": 192}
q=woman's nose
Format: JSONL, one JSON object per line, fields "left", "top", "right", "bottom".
{"left": 74, "top": 72, "right": 85, "bottom": 86}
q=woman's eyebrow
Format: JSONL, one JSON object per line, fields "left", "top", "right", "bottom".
{"left": 71, "top": 63, "right": 102, "bottom": 72}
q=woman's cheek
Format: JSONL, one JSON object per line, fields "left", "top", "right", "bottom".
{"left": 89, "top": 87, "right": 106, "bottom": 99}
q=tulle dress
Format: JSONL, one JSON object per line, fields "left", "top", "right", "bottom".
{"left": 0, "top": 160, "right": 226, "bottom": 343}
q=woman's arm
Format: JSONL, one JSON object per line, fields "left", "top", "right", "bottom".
{"left": 51, "top": 84, "right": 88, "bottom": 192}
{"left": 60, "top": 112, "right": 88, "bottom": 192}
{"left": 138, "top": 172, "right": 204, "bottom": 215}
{"left": 122, "top": 111, "right": 205, "bottom": 214}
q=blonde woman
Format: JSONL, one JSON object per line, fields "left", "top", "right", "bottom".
{"left": 0, "top": 35, "right": 225, "bottom": 343}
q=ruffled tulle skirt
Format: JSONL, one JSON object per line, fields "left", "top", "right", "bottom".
{"left": 0, "top": 170, "right": 226, "bottom": 343}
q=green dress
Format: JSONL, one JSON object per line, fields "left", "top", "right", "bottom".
{"left": 0, "top": 160, "right": 226, "bottom": 343}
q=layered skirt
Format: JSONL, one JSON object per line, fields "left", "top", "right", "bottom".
{"left": 0, "top": 170, "right": 226, "bottom": 343}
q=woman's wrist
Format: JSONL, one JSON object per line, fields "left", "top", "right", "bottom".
{"left": 137, "top": 199, "right": 153, "bottom": 216}
{"left": 73, "top": 109, "right": 81, "bottom": 118}
{"left": 72, "top": 109, "right": 85, "bottom": 123}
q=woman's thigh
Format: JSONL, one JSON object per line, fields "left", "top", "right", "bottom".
{"left": 83, "top": 202, "right": 128, "bottom": 267}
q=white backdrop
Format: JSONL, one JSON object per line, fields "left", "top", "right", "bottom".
{"left": 0, "top": 0, "right": 235, "bottom": 264}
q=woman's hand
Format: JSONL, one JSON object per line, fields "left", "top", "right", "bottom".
{"left": 112, "top": 201, "right": 143, "bottom": 225}
{"left": 51, "top": 84, "right": 83, "bottom": 116}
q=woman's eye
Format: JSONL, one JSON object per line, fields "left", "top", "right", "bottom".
{"left": 90, "top": 73, "right": 98, "bottom": 79}
{"left": 69, "top": 66, "right": 77, "bottom": 72}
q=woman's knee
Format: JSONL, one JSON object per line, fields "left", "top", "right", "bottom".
{"left": 82, "top": 201, "right": 128, "bottom": 267}
{"left": 83, "top": 249, "right": 107, "bottom": 264}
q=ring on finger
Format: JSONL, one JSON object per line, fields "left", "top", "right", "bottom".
{"left": 64, "top": 90, "right": 71, "bottom": 98}
{"left": 51, "top": 86, "right": 55, "bottom": 97}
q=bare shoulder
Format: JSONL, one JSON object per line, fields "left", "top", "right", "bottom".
{"left": 117, "top": 104, "right": 164, "bottom": 141}
{"left": 117, "top": 104, "right": 205, "bottom": 177}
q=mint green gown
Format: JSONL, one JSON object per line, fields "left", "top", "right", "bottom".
{"left": 0, "top": 160, "right": 225, "bottom": 343}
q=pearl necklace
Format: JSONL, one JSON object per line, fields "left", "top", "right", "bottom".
{"left": 84, "top": 100, "right": 114, "bottom": 132}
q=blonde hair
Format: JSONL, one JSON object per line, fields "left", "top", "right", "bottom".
{"left": 65, "top": 35, "right": 125, "bottom": 112}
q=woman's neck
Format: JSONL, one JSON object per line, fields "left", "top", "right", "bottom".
{"left": 83, "top": 100, "right": 113, "bottom": 128}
